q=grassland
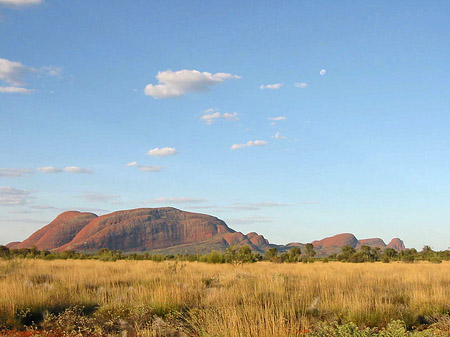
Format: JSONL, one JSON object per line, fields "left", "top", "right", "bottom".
{"left": 1, "top": 259, "right": 449, "bottom": 336}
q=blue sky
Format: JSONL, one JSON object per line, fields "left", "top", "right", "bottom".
{"left": 1, "top": 1, "right": 450, "bottom": 250}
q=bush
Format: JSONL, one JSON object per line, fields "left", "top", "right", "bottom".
{"left": 402, "top": 255, "right": 415, "bottom": 263}
{"left": 381, "top": 255, "right": 391, "bottom": 263}
{"left": 429, "top": 256, "right": 442, "bottom": 264}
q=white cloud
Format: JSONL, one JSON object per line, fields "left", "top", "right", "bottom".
{"left": 259, "top": 83, "right": 282, "bottom": 90}
{"left": 144, "top": 69, "right": 241, "bottom": 99}
{"left": 147, "top": 147, "right": 177, "bottom": 157}
{"left": 0, "top": 58, "right": 29, "bottom": 86}
{"left": 0, "top": 86, "right": 33, "bottom": 94}
{"left": 38, "top": 166, "right": 96, "bottom": 175}
{"left": 147, "top": 197, "right": 206, "bottom": 204}
{"left": 320, "top": 69, "right": 327, "bottom": 76}
{"left": 269, "top": 116, "right": 287, "bottom": 121}
{"left": 77, "top": 192, "right": 119, "bottom": 203}
{"left": 138, "top": 165, "right": 164, "bottom": 172}
{"left": 269, "top": 116, "right": 287, "bottom": 126}
{"left": 295, "top": 82, "right": 308, "bottom": 88}
{"left": 201, "top": 109, "right": 239, "bottom": 125}
{"left": 0, "top": 168, "right": 33, "bottom": 177}
{"left": 63, "top": 166, "right": 93, "bottom": 174}
{"left": 0, "top": 0, "right": 42, "bottom": 7}
{"left": 0, "top": 186, "right": 34, "bottom": 206}
{"left": 223, "top": 113, "right": 239, "bottom": 120}
{"left": 231, "top": 140, "right": 268, "bottom": 150}
{"left": 272, "top": 132, "right": 286, "bottom": 140}
{"left": 0, "top": 58, "right": 62, "bottom": 94}
{"left": 40, "top": 65, "right": 63, "bottom": 78}
{"left": 37, "top": 166, "right": 62, "bottom": 174}
{"left": 126, "top": 162, "right": 164, "bottom": 172}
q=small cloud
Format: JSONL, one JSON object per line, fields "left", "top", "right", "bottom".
{"left": 320, "top": 69, "right": 327, "bottom": 76}
{"left": 138, "top": 165, "right": 164, "bottom": 172}
{"left": 231, "top": 140, "right": 268, "bottom": 150}
{"left": 259, "top": 83, "right": 282, "bottom": 90}
{"left": 0, "top": 0, "right": 42, "bottom": 7}
{"left": 125, "top": 161, "right": 137, "bottom": 167}
{"left": 0, "top": 186, "right": 34, "bottom": 206}
{"left": 145, "top": 197, "right": 206, "bottom": 204}
{"left": 77, "top": 192, "right": 120, "bottom": 203}
{"left": 200, "top": 108, "right": 239, "bottom": 125}
{"left": 0, "top": 168, "right": 33, "bottom": 177}
{"left": 294, "top": 82, "right": 308, "bottom": 88}
{"left": 223, "top": 113, "right": 239, "bottom": 120}
{"left": 272, "top": 132, "right": 286, "bottom": 140}
{"left": 63, "top": 166, "right": 93, "bottom": 174}
{"left": 147, "top": 147, "right": 177, "bottom": 157}
{"left": 144, "top": 69, "right": 241, "bottom": 99}
{"left": 37, "top": 166, "right": 62, "bottom": 174}
{"left": 0, "top": 86, "right": 33, "bottom": 94}
{"left": 269, "top": 116, "right": 287, "bottom": 121}
{"left": 40, "top": 66, "right": 63, "bottom": 78}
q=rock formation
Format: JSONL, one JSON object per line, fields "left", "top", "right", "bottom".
{"left": 6, "top": 207, "right": 406, "bottom": 255}
{"left": 387, "top": 238, "right": 406, "bottom": 251}
{"left": 12, "top": 211, "right": 97, "bottom": 251}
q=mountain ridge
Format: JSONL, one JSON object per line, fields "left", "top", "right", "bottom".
{"left": 6, "top": 207, "right": 406, "bottom": 255}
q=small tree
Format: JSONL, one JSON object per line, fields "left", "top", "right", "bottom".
{"left": 338, "top": 245, "right": 356, "bottom": 261}
{"left": 305, "top": 243, "right": 316, "bottom": 258}
{"left": 264, "top": 248, "right": 278, "bottom": 262}
{"left": 288, "top": 247, "right": 301, "bottom": 262}
{"left": 383, "top": 248, "right": 398, "bottom": 259}
{"left": 224, "top": 246, "right": 239, "bottom": 264}
{"left": 204, "top": 250, "right": 224, "bottom": 263}
{"left": 359, "top": 245, "right": 376, "bottom": 262}
{"left": 0, "top": 245, "right": 10, "bottom": 258}
{"left": 237, "top": 245, "right": 255, "bottom": 263}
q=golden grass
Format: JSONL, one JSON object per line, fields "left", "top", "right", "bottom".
{"left": 1, "top": 260, "right": 449, "bottom": 336}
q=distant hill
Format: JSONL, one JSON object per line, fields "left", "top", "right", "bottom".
{"left": 6, "top": 207, "right": 405, "bottom": 255}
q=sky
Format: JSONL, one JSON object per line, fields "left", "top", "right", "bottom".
{"left": 1, "top": 1, "right": 450, "bottom": 250}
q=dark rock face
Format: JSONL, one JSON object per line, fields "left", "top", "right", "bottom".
{"left": 358, "top": 238, "right": 387, "bottom": 249}
{"left": 387, "top": 238, "right": 406, "bottom": 251}
{"left": 57, "top": 208, "right": 235, "bottom": 252}
{"left": 12, "top": 211, "right": 97, "bottom": 251}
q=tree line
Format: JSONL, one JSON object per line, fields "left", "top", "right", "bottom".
{"left": 0, "top": 244, "right": 448, "bottom": 264}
